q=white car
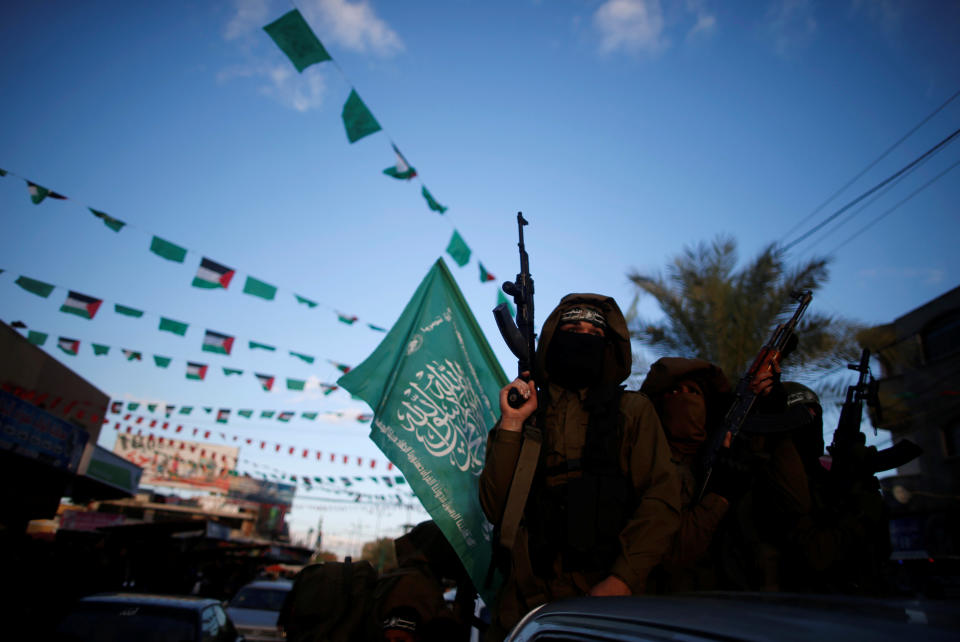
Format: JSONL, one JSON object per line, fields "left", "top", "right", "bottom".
{"left": 226, "top": 579, "right": 292, "bottom": 641}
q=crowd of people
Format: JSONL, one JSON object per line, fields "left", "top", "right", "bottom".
{"left": 478, "top": 292, "right": 892, "bottom": 639}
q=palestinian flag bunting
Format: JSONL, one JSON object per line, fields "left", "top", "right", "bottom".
{"left": 217, "top": 409, "right": 230, "bottom": 424}
{"left": 383, "top": 144, "right": 417, "bottom": 180}
{"left": 57, "top": 337, "right": 80, "bottom": 356}
{"left": 329, "top": 360, "right": 351, "bottom": 374}
{"left": 255, "top": 373, "right": 275, "bottom": 391}
{"left": 479, "top": 263, "right": 496, "bottom": 283}
{"left": 27, "top": 181, "right": 66, "bottom": 204}
{"left": 337, "top": 313, "right": 358, "bottom": 325}
{"left": 122, "top": 349, "right": 142, "bottom": 361}
{"left": 186, "top": 362, "right": 208, "bottom": 381}
{"left": 320, "top": 383, "right": 338, "bottom": 395}
{"left": 60, "top": 291, "right": 103, "bottom": 319}
{"left": 202, "top": 330, "right": 235, "bottom": 355}
{"left": 278, "top": 411, "right": 294, "bottom": 422}
{"left": 193, "top": 258, "right": 235, "bottom": 289}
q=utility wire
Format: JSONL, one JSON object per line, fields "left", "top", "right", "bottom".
{"left": 781, "top": 88, "right": 960, "bottom": 242}
{"left": 827, "top": 157, "right": 960, "bottom": 254}
{"left": 788, "top": 144, "right": 945, "bottom": 256}
{"left": 781, "top": 126, "right": 960, "bottom": 252}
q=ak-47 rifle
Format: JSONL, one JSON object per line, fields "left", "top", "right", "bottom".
{"left": 829, "top": 348, "right": 922, "bottom": 483}
{"left": 494, "top": 212, "right": 537, "bottom": 408}
{"left": 698, "top": 290, "right": 813, "bottom": 500}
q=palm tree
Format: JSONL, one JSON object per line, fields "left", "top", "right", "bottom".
{"left": 626, "top": 236, "right": 863, "bottom": 392}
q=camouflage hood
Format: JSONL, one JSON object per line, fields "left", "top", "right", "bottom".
{"left": 639, "top": 357, "right": 730, "bottom": 400}
{"left": 535, "top": 293, "right": 632, "bottom": 386}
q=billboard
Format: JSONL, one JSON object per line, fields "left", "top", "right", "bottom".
{"left": 112, "top": 433, "right": 238, "bottom": 492}
{"left": 0, "top": 390, "right": 88, "bottom": 473}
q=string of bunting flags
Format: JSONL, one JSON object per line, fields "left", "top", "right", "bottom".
{"left": 9, "top": 320, "right": 349, "bottom": 394}
{"left": 6, "top": 271, "right": 356, "bottom": 377}
{"left": 114, "top": 406, "right": 371, "bottom": 427}
{"left": 259, "top": 9, "right": 507, "bottom": 297}
{"left": 0, "top": 167, "right": 388, "bottom": 332}
{"left": 112, "top": 419, "right": 394, "bottom": 470}
{"left": 239, "top": 458, "right": 410, "bottom": 492}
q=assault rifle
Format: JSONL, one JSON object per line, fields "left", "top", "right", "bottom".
{"left": 829, "top": 348, "right": 922, "bottom": 482}
{"left": 698, "top": 290, "right": 812, "bottom": 500}
{"left": 493, "top": 212, "right": 537, "bottom": 408}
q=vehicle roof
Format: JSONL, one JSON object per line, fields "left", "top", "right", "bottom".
{"left": 237, "top": 579, "right": 293, "bottom": 590}
{"left": 79, "top": 593, "right": 223, "bottom": 611}
{"left": 507, "top": 592, "right": 960, "bottom": 642}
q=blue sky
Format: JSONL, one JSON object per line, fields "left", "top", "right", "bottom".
{"left": 2, "top": 0, "right": 958, "bottom": 554}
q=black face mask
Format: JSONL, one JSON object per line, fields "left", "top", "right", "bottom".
{"left": 546, "top": 330, "right": 606, "bottom": 390}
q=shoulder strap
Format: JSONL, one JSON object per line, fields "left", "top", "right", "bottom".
{"left": 498, "top": 423, "right": 542, "bottom": 552}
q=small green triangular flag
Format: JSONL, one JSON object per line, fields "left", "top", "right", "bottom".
{"left": 15, "top": 276, "right": 55, "bottom": 298}
{"left": 92, "top": 343, "right": 110, "bottom": 356}
{"left": 26, "top": 330, "right": 48, "bottom": 346}
{"left": 421, "top": 186, "right": 447, "bottom": 214}
{"left": 367, "top": 323, "right": 387, "bottom": 332}
{"left": 302, "top": 412, "right": 318, "bottom": 420}
{"left": 243, "top": 276, "right": 277, "bottom": 300}
{"left": 238, "top": 409, "right": 253, "bottom": 419}
{"left": 287, "top": 378, "right": 306, "bottom": 391}
{"left": 341, "top": 89, "right": 382, "bottom": 143}
{"left": 223, "top": 367, "right": 244, "bottom": 376}
{"left": 249, "top": 340, "right": 276, "bottom": 351}
{"left": 446, "top": 230, "right": 471, "bottom": 267}
{"left": 115, "top": 304, "right": 144, "bottom": 318}
{"left": 153, "top": 355, "right": 172, "bottom": 368}
{"left": 127, "top": 403, "right": 140, "bottom": 410}
{"left": 179, "top": 406, "right": 193, "bottom": 415}
{"left": 261, "top": 410, "right": 275, "bottom": 419}
{"left": 290, "top": 351, "right": 315, "bottom": 364}
{"left": 147, "top": 404, "right": 157, "bottom": 412}
{"left": 90, "top": 208, "right": 125, "bottom": 232}
{"left": 150, "top": 236, "right": 187, "bottom": 263}
{"left": 159, "top": 317, "right": 188, "bottom": 336}
{"left": 295, "top": 294, "right": 318, "bottom": 308}
{"left": 263, "top": 9, "right": 332, "bottom": 72}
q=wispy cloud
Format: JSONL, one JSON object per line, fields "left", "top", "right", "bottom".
{"left": 593, "top": 0, "right": 668, "bottom": 55}
{"left": 763, "top": 0, "right": 817, "bottom": 56}
{"left": 592, "top": 0, "right": 718, "bottom": 55}
{"left": 686, "top": 0, "right": 717, "bottom": 39}
{"left": 221, "top": 0, "right": 402, "bottom": 112}
{"left": 306, "top": 0, "right": 404, "bottom": 57}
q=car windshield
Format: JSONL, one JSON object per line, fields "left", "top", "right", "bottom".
{"left": 229, "top": 587, "right": 288, "bottom": 611}
{"left": 54, "top": 603, "right": 196, "bottom": 642}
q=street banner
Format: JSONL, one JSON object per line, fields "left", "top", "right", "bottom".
{"left": 338, "top": 258, "right": 507, "bottom": 602}
{"left": 112, "top": 433, "right": 238, "bottom": 492}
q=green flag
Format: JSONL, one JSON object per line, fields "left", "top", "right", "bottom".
{"left": 15, "top": 276, "right": 55, "bottom": 298}
{"left": 243, "top": 276, "right": 277, "bottom": 300}
{"left": 263, "top": 9, "right": 332, "bottom": 72}
{"left": 150, "top": 236, "right": 187, "bottom": 263}
{"left": 337, "top": 258, "right": 508, "bottom": 604}
{"left": 92, "top": 343, "right": 110, "bottom": 356}
{"left": 153, "top": 355, "right": 172, "bottom": 368}
{"left": 295, "top": 294, "right": 318, "bottom": 308}
{"left": 421, "top": 186, "right": 447, "bottom": 214}
{"left": 159, "top": 317, "right": 188, "bottom": 336}
{"left": 287, "top": 378, "right": 306, "bottom": 391}
{"left": 90, "top": 208, "right": 125, "bottom": 232}
{"left": 341, "top": 89, "right": 381, "bottom": 143}
{"left": 445, "top": 230, "right": 471, "bottom": 267}
{"left": 26, "top": 330, "right": 48, "bottom": 346}
{"left": 249, "top": 340, "right": 276, "bottom": 351}
{"left": 115, "top": 304, "right": 144, "bottom": 318}
{"left": 290, "top": 351, "right": 315, "bottom": 364}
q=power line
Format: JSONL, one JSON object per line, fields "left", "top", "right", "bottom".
{"left": 780, "top": 88, "right": 960, "bottom": 242}
{"left": 827, "top": 157, "right": 960, "bottom": 254}
{"left": 780, "top": 126, "right": 960, "bottom": 252}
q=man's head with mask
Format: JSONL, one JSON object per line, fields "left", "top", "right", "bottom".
{"left": 536, "top": 294, "right": 633, "bottom": 392}
{"left": 545, "top": 305, "right": 608, "bottom": 390}
{"left": 640, "top": 358, "right": 731, "bottom": 459}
